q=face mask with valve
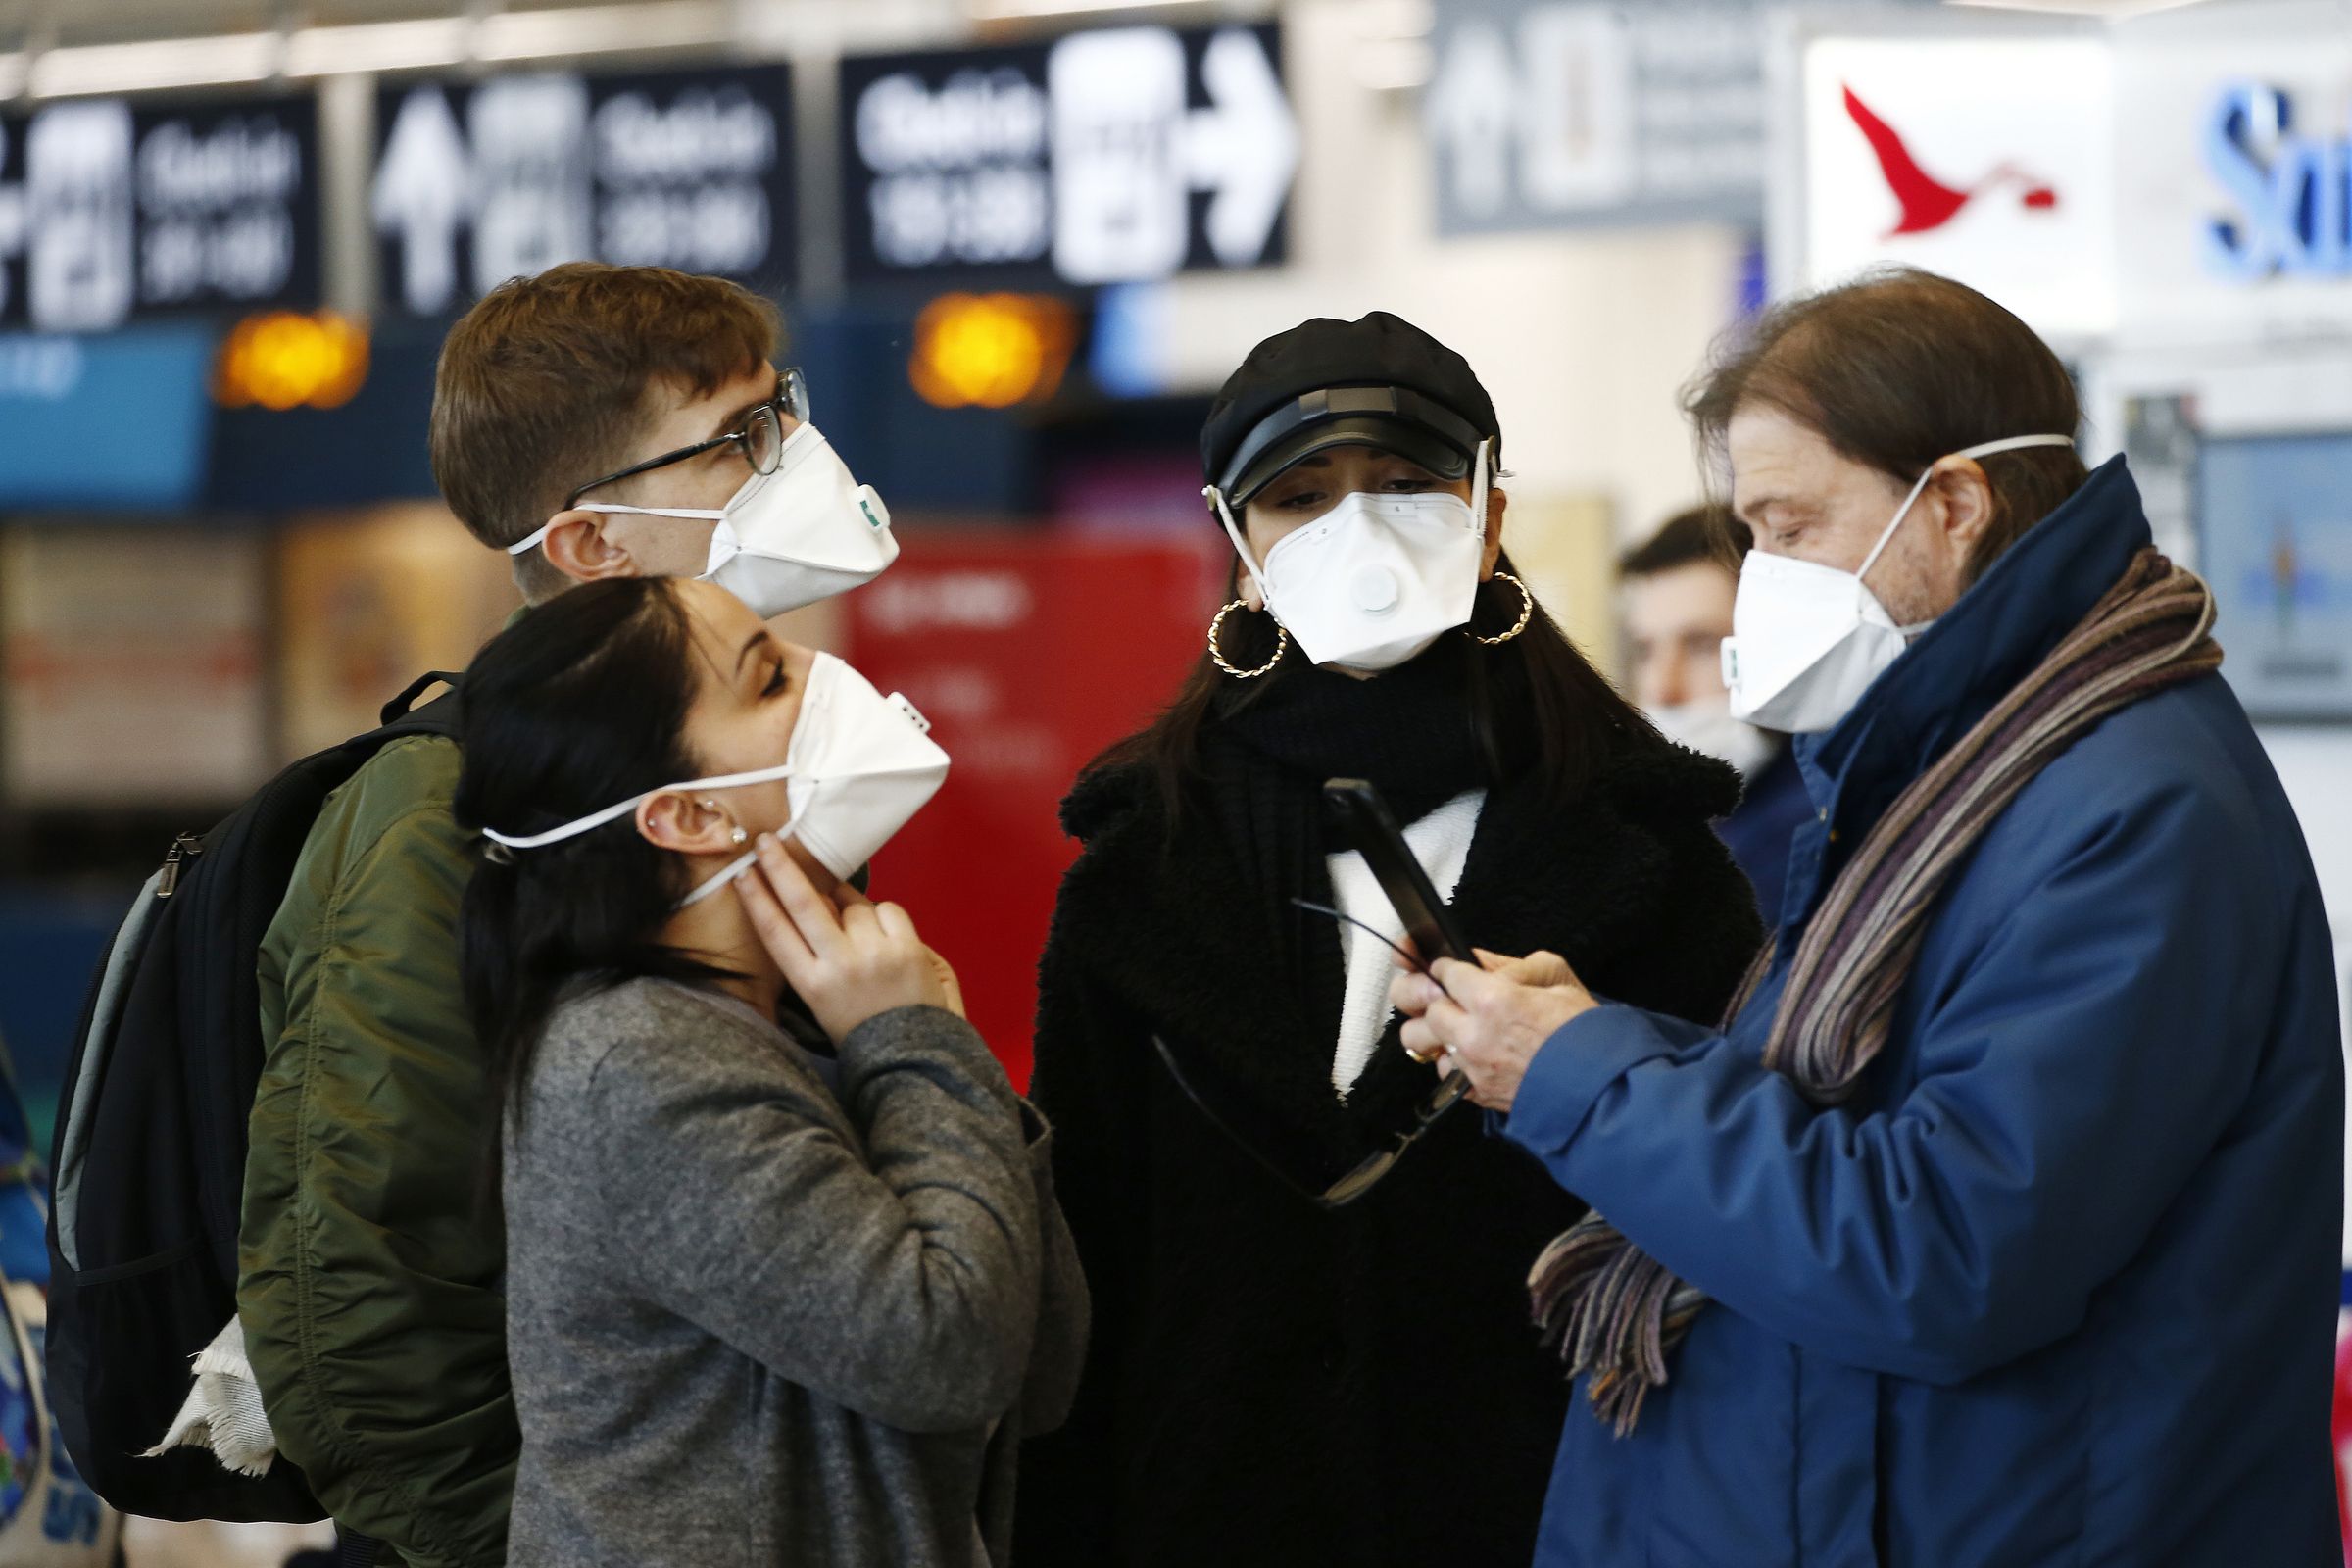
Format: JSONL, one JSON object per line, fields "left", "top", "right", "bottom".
{"left": 480, "top": 652, "right": 949, "bottom": 907}
{"left": 1203, "top": 439, "right": 1494, "bottom": 672}
{"left": 1720, "top": 434, "right": 2076, "bottom": 734}
{"left": 508, "top": 422, "right": 899, "bottom": 619}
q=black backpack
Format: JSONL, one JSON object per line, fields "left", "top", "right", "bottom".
{"left": 44, "top": 672, "right": 463, "bottom": 1522}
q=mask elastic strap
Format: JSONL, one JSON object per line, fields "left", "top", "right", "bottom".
{"left": 504, "top": 503, "right": 731, "bottom": 558}
{"left": 577, "top": 503, "right": 728, "bottom": 520}
{"left": 481, "top": 760, "right": 802, "bottom": 851}
{"left": 678, "top": 847, "right": 761, "bottom": 908}
{"left": 1204, "top": 486, "right": 1276, "bottom": 609}
{"left": 1853, "top": 433, "right": 2075, "bottom": 588}
{"left": 1470, "top": 439, "right": 1491, "bottom": 529}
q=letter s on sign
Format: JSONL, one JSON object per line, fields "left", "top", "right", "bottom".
{"left": 2202, "top": 82, "right": 2284, "bottom": 281}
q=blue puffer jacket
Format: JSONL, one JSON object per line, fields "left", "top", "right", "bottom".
{"left": 1506, "top": 458, "right": 2344, "bottom": 1567}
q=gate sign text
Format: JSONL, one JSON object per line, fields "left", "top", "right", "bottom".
{"left": 841, "top": 24, "right": 1295, "bottom": 287}
{"left": 0, "top": 95, "right": 319, "bottom": 333}
{"left": 1425, "top": 1, "right": 1766, "bottom": 234}
{"left": 373, "top": 64, "right": 795, "bottom": 316}
{"left": 2203, "top": 83, "right": 2352, "bottom": 281}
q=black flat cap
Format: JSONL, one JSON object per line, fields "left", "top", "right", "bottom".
{"left": 1200, "top": 311, "right": 1500, "bottom": 506}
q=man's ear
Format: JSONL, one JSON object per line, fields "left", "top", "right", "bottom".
{"left": 541, "top": 511, "right": 641, "bottom": 585}
{"left": 1927, "top": 460, "right": 1998, "bottom": 563}
{"left": 636, "top": 791, "right": 739, "bottom": 858}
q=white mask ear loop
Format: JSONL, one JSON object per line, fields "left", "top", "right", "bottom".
{"left": 503, "top": 503, "right": 732, "bottom": 559}
{"left": 1205, "top": 486, "right": 1277, "bottom": 611}
{"left": 1470, "top": 439, "right": 1492, "bottom": 534}
{"left": 678, "top": 847, "right": 761, "bottom": 908}
{"left": 574, "top": 503, "right": 728, "bottom": 521}
{"left": 1852, "top": 433, "right": 2076, "bottom": 591}
{"left": 1853, "top": 466, "right": 1940, "bottom": 592}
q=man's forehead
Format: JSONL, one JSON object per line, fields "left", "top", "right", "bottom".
{"left": 1628, "top": 561, "right": 1737, "bottom": 618}
{"left": 642, "top": 368, "right": 773, "bottom": 440}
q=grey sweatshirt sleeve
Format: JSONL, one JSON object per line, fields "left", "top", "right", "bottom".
{"left": 583, "top": 1002, "right": 1046, "bottom": 1435}
{"left": 1015, "top": 1104, "right": 1089, "bottom": 1435}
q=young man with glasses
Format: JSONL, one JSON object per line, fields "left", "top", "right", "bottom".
{"left": 237, "top": 263, "right": 891, "bottom": 1567}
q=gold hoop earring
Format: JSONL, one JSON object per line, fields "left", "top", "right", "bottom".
{"left": 1469, "top": 571, "right": 1534, "bottom": 647}
{"left": 1208, "top": 599, "right": 1288, "bottom": 678}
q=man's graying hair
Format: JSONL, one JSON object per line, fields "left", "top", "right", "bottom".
{"left": 1684, "top": 267, "right": 2089, "bottom": 587}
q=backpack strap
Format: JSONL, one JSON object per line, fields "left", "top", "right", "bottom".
{"left": 374, "top": 672, "right": 464, "bottom": 745}
{"left": 379, "top": 671, "right": 464, "bottom": 728}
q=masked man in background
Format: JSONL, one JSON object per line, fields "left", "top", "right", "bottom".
{"left": 1621, "top": 506, "right": 1812, "bottom": 926}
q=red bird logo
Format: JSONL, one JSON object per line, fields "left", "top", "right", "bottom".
{"left": 1842, "top": 85, "right": 2060, "bottom": 238}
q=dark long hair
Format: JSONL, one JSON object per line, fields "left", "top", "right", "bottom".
{"left": 453, "top": 576, "right": 739, "bottom": 1177}
{"left": 1098, "top": 543, "right": 1650, "bottom": 823}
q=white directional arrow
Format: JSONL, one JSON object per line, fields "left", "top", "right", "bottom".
{"left": 1185, "top": 28, "right": 1298, "bottom": 268}
{"left": 1422, "top": 22, "right": 1519, "bottom": 221}
{"left": 372, "top": 85, "right": 472, "bottom": 315}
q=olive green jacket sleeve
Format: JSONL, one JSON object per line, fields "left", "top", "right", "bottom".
{"left": 239, "top": 735, "right": 516, "bottom": 1568}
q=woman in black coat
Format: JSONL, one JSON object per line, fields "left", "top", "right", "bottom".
{"left": 1013, "top": 312, "right": 1765, "bottom": 1568}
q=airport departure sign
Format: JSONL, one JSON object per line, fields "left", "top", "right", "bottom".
{"left": 0, "top": 94, "right": 320, "bottom": 332}
{"left": 372, "top": 64, "right": 796, "bottom": 317}
{"left": 841, "top": 24, "right": 1296, "bottom": 288}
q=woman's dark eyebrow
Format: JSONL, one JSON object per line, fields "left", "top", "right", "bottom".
{"left": 733, "top": 628, "right": 768, "bottom": 676}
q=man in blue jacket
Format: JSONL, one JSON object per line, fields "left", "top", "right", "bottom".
{"left": 1394, "top": 268, "right": 2343, "bottom": 1567}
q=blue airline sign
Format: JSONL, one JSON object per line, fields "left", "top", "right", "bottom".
{"left": 2203, "top": 82, "right": 2351, "bottom": 281}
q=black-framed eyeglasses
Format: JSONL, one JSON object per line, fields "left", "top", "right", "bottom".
{"left": 1149, "top": 898, "right": 1471, "bottom": 1209}
{"left": 563, "top": 367, "right": 810, "bottom": 509}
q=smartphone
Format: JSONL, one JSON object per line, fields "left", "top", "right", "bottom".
{"left": 1321, "top": 778, "right": 1473, "bottom": 967}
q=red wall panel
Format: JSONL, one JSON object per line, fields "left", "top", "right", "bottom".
{"left": 843, "top": 532, "right": 1224, "bottom": 1086}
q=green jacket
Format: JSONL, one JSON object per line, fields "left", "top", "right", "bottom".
{"left": 238, "top": 730, "right": 516, "bottom": 1567}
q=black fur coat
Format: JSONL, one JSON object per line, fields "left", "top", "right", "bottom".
{"left": 1012, "top": 735, "right": 1767, "bottom": 1568}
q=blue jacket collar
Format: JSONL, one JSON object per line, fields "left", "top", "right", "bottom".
{"left": 1789, "top": 456, "right": 2153, "bottom": 905}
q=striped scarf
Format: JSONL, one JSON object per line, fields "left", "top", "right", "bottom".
{"left": 1527, "top": 547, "right": 2222, "bottom": 1436}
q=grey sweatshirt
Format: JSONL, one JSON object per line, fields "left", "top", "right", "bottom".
{"left": 503, "top": 978, "right": 1087, "bottom": 1568}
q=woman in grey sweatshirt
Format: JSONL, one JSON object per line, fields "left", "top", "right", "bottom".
{"left": 454, "top": 576, "right": 1086, "bottom": 1567}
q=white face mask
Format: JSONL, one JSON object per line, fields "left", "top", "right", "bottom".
{"left": 1206, "top": 439, "right": 1494, "bottom": 672}
{"left": 1720, "top": 434, "right": 2075, "bottom": 734}
{"left": 480, "top": 651, "right": 950, "bottom": 906}
{"left": 1645, "top": 696, "right": 1778, "bottom": 781}
{"left": 510, "top": 421, "right": 900, "bottom": 618}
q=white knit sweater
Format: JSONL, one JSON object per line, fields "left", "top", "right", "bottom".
{"left": 1325, "top": 789, "right": 1485, "bottom": 1094}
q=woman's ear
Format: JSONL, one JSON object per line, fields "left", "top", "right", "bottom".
{"left": 635, "top": 790, "right": 739, "bottom": 857}
{"left": 541, "top": 512, "right": 640, "bottom": 585}
{"left": 1481, "top": 486, "right": 1509, "bottom": 578}
{"left": 1233, "top": 542, "right": 1266, "bottom": 612}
